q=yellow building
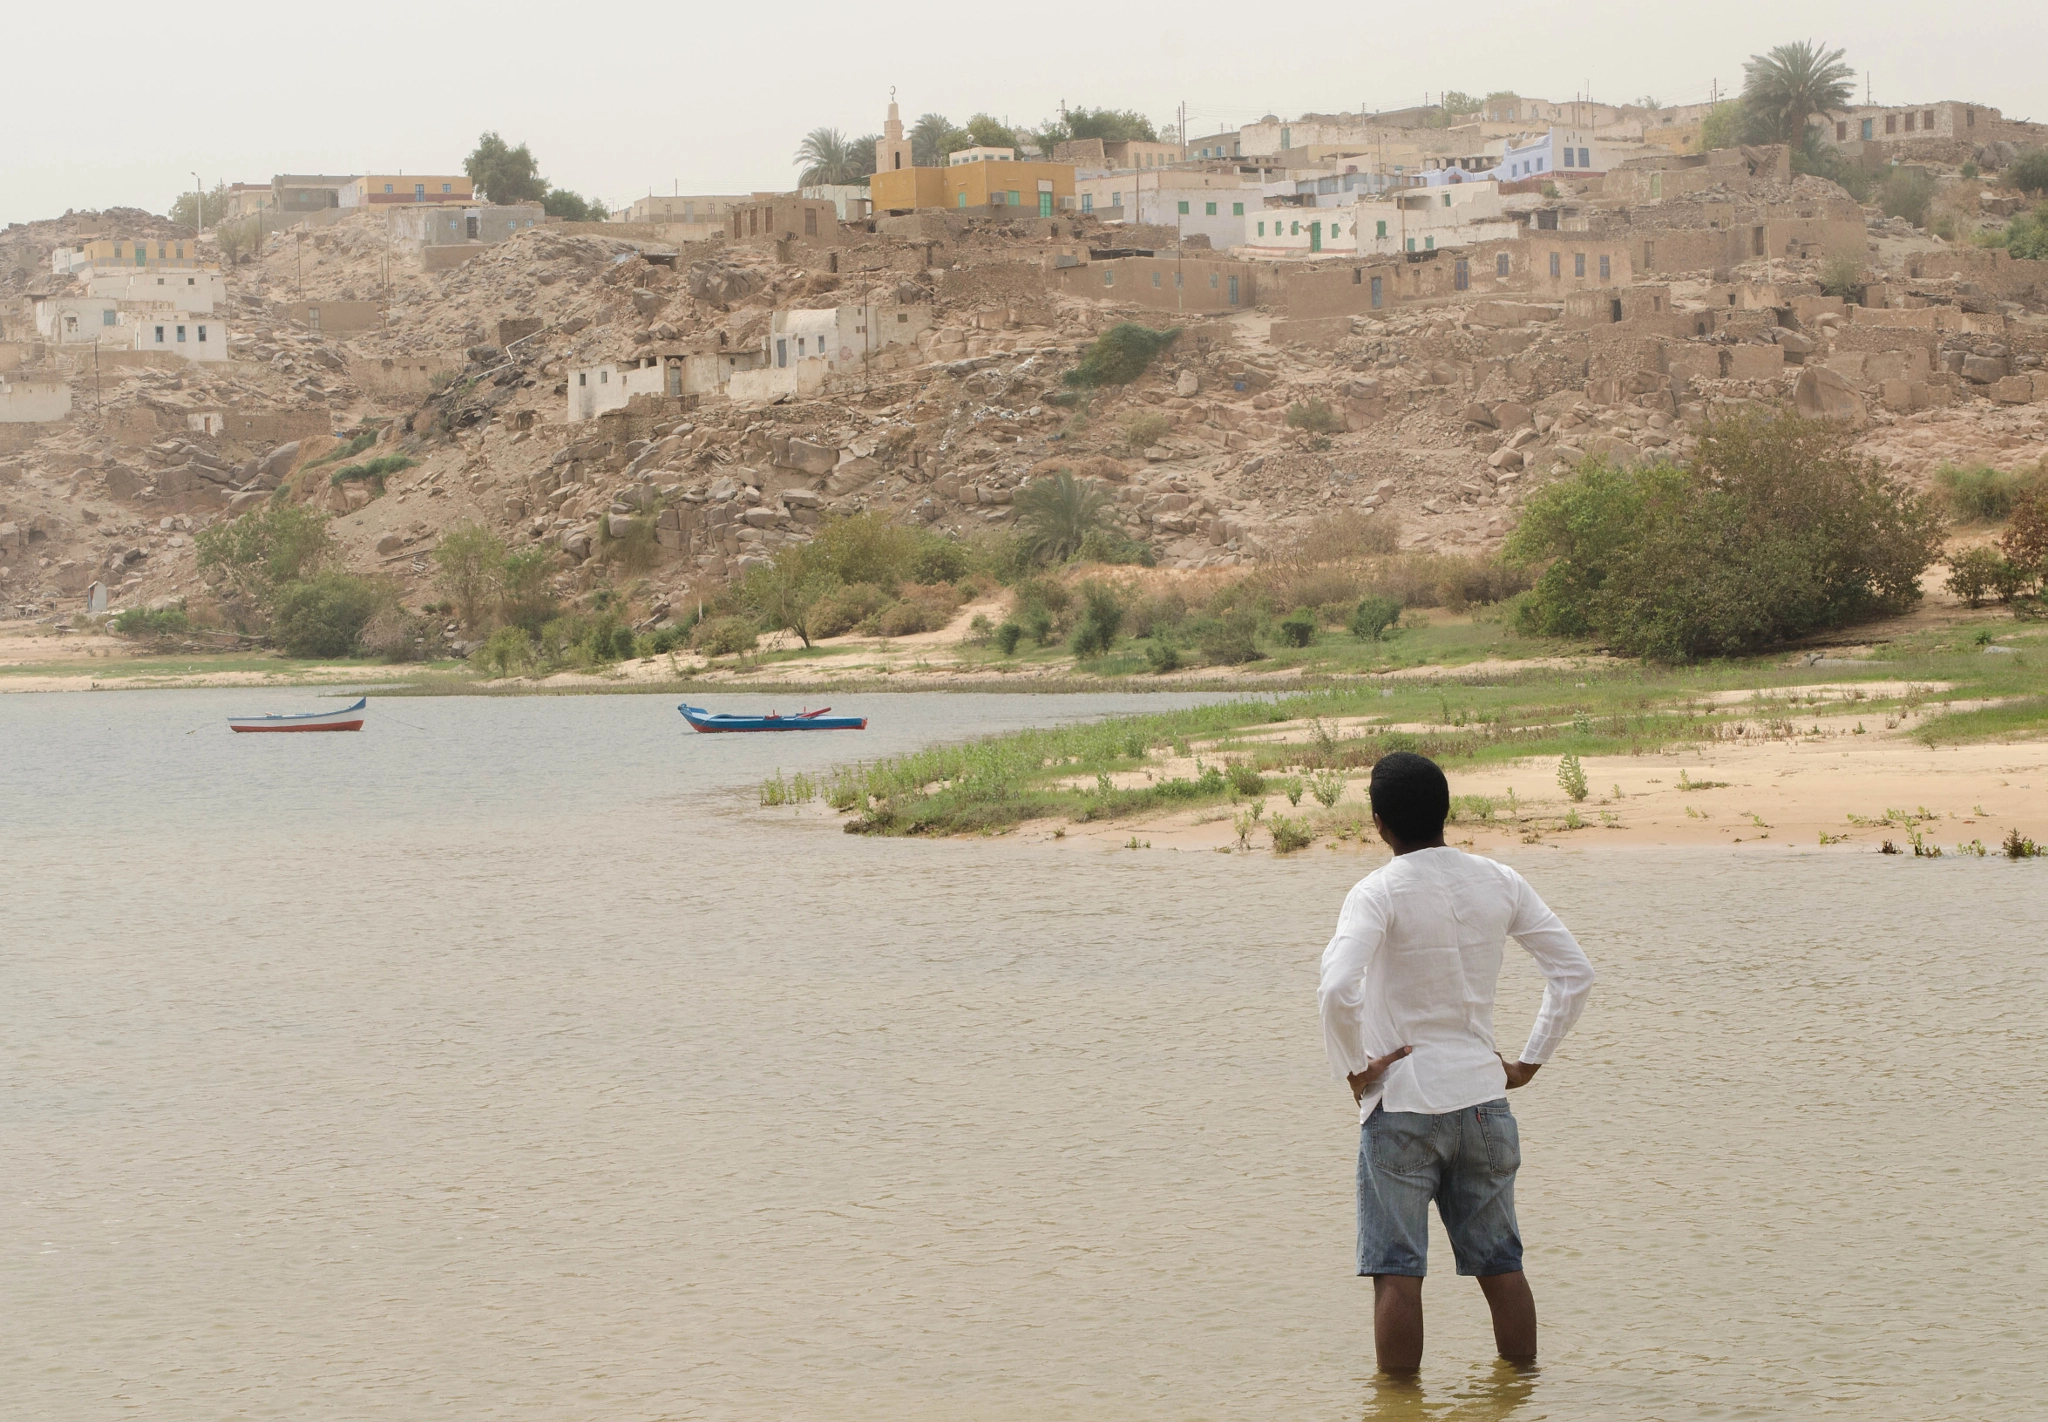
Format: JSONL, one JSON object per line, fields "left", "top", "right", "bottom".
{"left": 344, "top": 175, "right": 474, "bottom": 206}
{"left": 59, "top": 238, "right": 209, "bottom": 272}
{"left": 869, "top": 97, "right": 1074, "bottom": 215}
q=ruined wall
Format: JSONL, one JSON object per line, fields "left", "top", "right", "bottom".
{"left": 1056, "top": 257, "right": 1257, "bottom": 312}
{"left": 276, "top": 299, "right": 383, "bottom": 335}
{"left": 0, "top": 379, "right": 70, "bottom": 422}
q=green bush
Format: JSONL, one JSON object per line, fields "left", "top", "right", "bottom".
{"left": 1015, "top": 470, "right": 1113, "bottom": 564}
{"left": 194, "top": 502, "right": 334, "bottom": 607}
{"left": 908, "top": 536, "right": 970, "bottom": 584}
{"left": 1981, "top": 202, "right": 2048, "bottom": 261}
{"left": 810, "top": 512, "right": 917, "bottom": 591}
{"left": 2004, "top": 148, "right": 2048, "bottom": 196}
{"left": 1144, "top": 638, "right": 1182, "bottom": 673}
{"left": 110, "top": 606, "right": 190, "bottom": 639}
{"left": 1277, "top": 606, "right": 1318, "bottom": 647}
{"left": 1349, "top": 594, "right": 1403, "bottom": 641}
{"left": 1196, "top": 609, "right": 1263, "bottom": 664}
{"left": 1269, "top": 815, "right": 1314, "bottom": 854}
{"left": 693, "top": 615, "right": 758, "bottom": 657}
{"left": 1937, "top": 462, "right": 2046, "bottom": 523}
{"left": 1068, "top": 580, "right": 1125, "bottom": 657}
{"left": 1064, "top": 322, "right": 1181, "bottom": 388}
{"left": 1878, "top": 167, "right": 1936, "bottom": 228}
{"left": 476, "top": 625, "right": 537, "bottom": 676}
{"left": 269, "top": 570, "right": 385, "bottom": 657}
{"left": 1308, "top": 769, "right": 1346, "bottom": 808}
{"left": 329, "top": 454, "right": 415, "bottom": 489}
{"left": 1557, "top": 753, "right": 1589, "bottom": 802}
{"left": 434, "top": 522, "right": 507, "bottom": 629}
{"left": 808, "top": 582, "right": 891, "bottom": 638}
{"left": 1120, "top": 410, "right": 1173, "bottom": 452}
{"left": 1819, "top": 255, "right": 1862, "bottom": 299}
{"left": 1945, "top": 547, "right": 2009, "bottom": 608}
{"left": 1226, "top": 759, "right": 1266, "bottom": 796}
{"left": 1075, "top": 526, "right": 1156, "bottom": 566}
{"left": 875, "top": 592, "right": 955, "bottom": 637}
{"left": 995, "top": 621, "right": 1023, "bottom": 655}
{"left": 583, "top": 611, "right": 638, "bottom": 664}
{"left": 1507, "top": 413, "right": 1944, "bottom": 660}
{"left": 1284, "top": 398, "right": 1344, "bottom": 435}
{"left": 498, "top": 546, "right": 559, "bottom": 633}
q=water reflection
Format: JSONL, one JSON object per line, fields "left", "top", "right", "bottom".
{"left": 1362, "top": 1360, "right": 1537, "bottom": 1420}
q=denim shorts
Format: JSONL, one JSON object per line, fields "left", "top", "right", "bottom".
{"left": 1357, "top": 1098, "right": 1523, "bottom": 1278}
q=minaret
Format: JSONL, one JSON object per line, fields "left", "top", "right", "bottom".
{"left": 878, "top": 90, "right": 912, "bottom": 172}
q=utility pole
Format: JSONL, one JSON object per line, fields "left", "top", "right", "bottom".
{"left": 191, "top": 171, "right": 203, "bottom": 232}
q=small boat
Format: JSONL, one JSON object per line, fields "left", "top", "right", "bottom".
{"left": 228, "top": 697, "right": 368, "bottom": 733}
{"left": 679, "top": 703, "right": 867, "bottom": 733}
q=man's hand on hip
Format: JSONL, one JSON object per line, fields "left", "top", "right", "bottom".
{"left": 1349, "top": 1045, "right": 1412, "bottom": 1104}
{"left": 1499, "top": 1056, "right": 1542, "bottom": 1089}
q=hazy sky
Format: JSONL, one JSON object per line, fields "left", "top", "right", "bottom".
{"left": 6, "top": 0, "right": 2041, "bottom": 227}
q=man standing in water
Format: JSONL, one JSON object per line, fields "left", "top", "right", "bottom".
{"left": 1317, "top": 752, "right": 1595, "bottom": 1374}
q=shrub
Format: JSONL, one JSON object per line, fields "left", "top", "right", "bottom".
{"left": 1269, "top": 815, "right": 1314, "bottom": 854}
{"left": 2003, "top": 148, "right": 2048, "bottom": 196}
{"left": 600, "top": 512, "right": 659, "bottom": 573}
{"left": 995, "top": 621, "right": 1023, "bottom": 655}
{"left": 967, "top": 612, "right": 994, "bottom": 645}
{"left": 1819, "top": 255, "right": 1862, "bottom": 299}
{"left": 1144, "top": 638, "right": 1182, "bottom": 673}
{"left": 1308, "top": 769, "right": 1346, "bottom": 809}
{"left": 1075, "top": 526, "right": 1156, "bottom": 566}
{"left": 194, "top": 502, "right": 334, "bottom": 607}
{"left": 1507, "top": 413, "right": 1945, "bottom": 660}
{"left": 1878, "top": 167, "right": 1936, "bottom": 228}
{"left": 1284, "top": 398, "right": 1344, "bottom": 435}
{"left": 808, "top": 582, "right": 891, "bottom": 638}
{"left": 1197, "top": 609, "right": 1263, "bottom": 664}
{"left": 1278, "top": 775, "right": 1305, "bottom": 807}
{"left": 810, "top": 512, "right": 916, "bottom": 591}
{"left": 329, "top": 454, "right": 415, "bottom": 489}
{"left": 908, "top": 536, "right": 970, "bottom": 584}
{"left": 1961, "top": 161, "right": 1979, "bottom": 180}
{"left": 1226, "top": 759, "right": 1266, "bottom": 796}
{"left": 1557, "top": 753, "right": 1589, "bottom": 803}
{"left": 110, "top": 606, "right": 190, "bottom": 639}
{"left": 1937, "top": 462, "right": 2046, "bottom": 523}
{"left": 583, "top": 612, "right": 638, "bottom": 664}
{"left": 434, "top": 522, "right": 507, "bottom": 629}
{"left": 269, "top": 570, "right": 385, "bottom": 657}
{"left": 476, "top": 625, "right": 537, "bottom": 676}
{"left": 740, "top": 542, "right": 837, "bottom": 646}
{"left": 1068, "top": 580, "right": 1125, "bottom": 657}
{"left": 1945, "top": 548, "right": 2008, "bottom": 607}
{"left": 2002, "top": 489, "right": 2048, "bottom": 587}
{"left": 1064, "top": 322, "right": 1180, "bottom": 388}
{"left": 1277, "top": 606, "right": 1318, "bottom": 647}
{"left": 1120, "top": 410, "right": 1173, "bottom": 452}
{"left": 1285, "top": 509, "right": 1401, "bottom": 562}
{"left": 875, "top": 592, "right": 954, "bottom": 637}
{"left": 1024, "top": 605, "right": 1056, "bottom": 645}
{"left": 693, "top": 615, "right": 758, "bottom": 657}
{"left": 1349, "top": 594, "right": 1403, "bottom": 641}
{"left": 498, "top": 546, "right": 559, "bottom": 633}
{"left": 1127, "top": 589, "right": 1188, "bottom": 638}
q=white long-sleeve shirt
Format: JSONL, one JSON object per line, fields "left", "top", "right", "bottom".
{"left": 1318, "top": 847, "right": 1595, "bottom": 1121}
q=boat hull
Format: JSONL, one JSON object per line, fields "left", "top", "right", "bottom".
{"left": 228, "top": 698, "right": 368, "bottom": 733}
{"left": 679, "top": 703, "right": 866, "bottom": 733}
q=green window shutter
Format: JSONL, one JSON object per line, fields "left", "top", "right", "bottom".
{"left": 1376, "top": 220, "right": 1386, "bottom": 238}
{"left": 1178, "top": 201, "right": 1189, "bottom": 215}
{"left": 1205, "top": 202, "right": 1216, "bottom": 216}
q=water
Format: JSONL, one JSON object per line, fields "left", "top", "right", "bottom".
{"left": 5, "top": 689, "right": 2042, "bottom": 1419}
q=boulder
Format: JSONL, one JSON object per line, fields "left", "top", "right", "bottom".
{"left": 375, "top": 533, "right": 406, "bottom": 554}
{"left": 1459, "top": 402, "right": 1499, "bottom": 428}
{"left": 741, "top": 507, "right": 781, "bottom": 528}
{"left": 606, "top": 513, "right": 637, "bottom": 538}
{"left": 1175, "top": 369, "right": 1200, "bottom": 397}
{"left": 1793, "top": 366, "right": 1868, "bottom": 424}
{"left": 258, "top": 441, "right": 301, "bottom": 481}
{"left": 780, "top": 488, "right": 823, "bottom": 508}
{"left": 102, "top": 464, "right": 143, "bottom": 500}
{"left": 559, "top": 528, "right": 592, "bottom": 559}
{"left": 826, "top": 455, "right": 882, "bottom": 495}
{"left": 781, "top": 438, "right": 838, "bottom": 476}
{"left": 1991, "top": 375, "right": 2037, "bottom": 405}
{"left": 1961, "top": 354, "right": 2008, "bottom": 384}
{"left": 1490, "top": 401, "right": 1532, "bottom": 431}
{"left": 230, "top": 490, "right": 269, "bottom": 513}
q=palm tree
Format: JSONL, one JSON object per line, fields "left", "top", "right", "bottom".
{"left": 1014, "top": 470, "right": 1111, "bottom": 564}
{"left": 794, "top": 128, "right": 861, "bottom": 186}
{"left": 1741, "top": 41, "right": 1856, "bottom": 144}
{"left": 912, "top": 113, "right": 967, "bottom": 168}
{"left": 849, "top": 134, "right": 882, "bottom": 179}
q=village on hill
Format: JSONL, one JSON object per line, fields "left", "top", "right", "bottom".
{"left": 2, "top": 45, "right": 2046, "bottom": 688}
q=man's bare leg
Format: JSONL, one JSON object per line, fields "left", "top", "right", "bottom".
{"left": 1372, "top": 1275, "right": 1425, "bottom": 1373}
{"left": 1476, "top": 1271, "right": 1537, "bottom": 1365}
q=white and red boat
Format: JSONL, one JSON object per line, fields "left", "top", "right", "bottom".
{"left": 227, "top": 697, "right": 367, "bottom": 733}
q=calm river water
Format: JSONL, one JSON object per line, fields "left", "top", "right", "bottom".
{"left": 5, "top": 688, "right": 2042, "bottom": 1420}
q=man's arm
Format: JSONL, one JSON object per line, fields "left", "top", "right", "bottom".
{"left": 1318, "top": 881, "right": 1389, "bottom": 1083}
{"left": 1506, "top": 872, "right": 1596, "bottom": 1070}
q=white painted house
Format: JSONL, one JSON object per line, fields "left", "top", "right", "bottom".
{"left": 86, "top": 268, "right": 225, "bottom": 313}
{"left": 1350, "top": 182, "right": 1518, "bottom": 255}
{"left": 32, "top": 295, "right": 125, "bottom": 344}
{"left": 134, "top": 312, "right": 227, "bottom": 362}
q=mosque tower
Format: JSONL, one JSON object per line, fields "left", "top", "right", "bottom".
{"left": 878, "top": 91, "right": 912, "bottom": 172}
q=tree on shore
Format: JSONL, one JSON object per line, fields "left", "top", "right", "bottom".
{"left": 1740, "top": 41, "right": 1855, "bottom": 145}
{"left": 1016, "top": 470, "right": 1113, "bottom": 565}
{"left": 434, "top": 522, "right": 507, "bottom": 629}
{"left": 464, "top": 133, "right": 547, "bottom": 204}
{"left": 1507, "top": 411, "right": 1943, "bottom": 660}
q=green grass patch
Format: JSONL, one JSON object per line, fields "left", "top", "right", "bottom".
{"left": 331, "top": 455, "right": 416, "bottom": 489}
{"left": 1914, "top": 695, "right": 2048, "bottom": 746}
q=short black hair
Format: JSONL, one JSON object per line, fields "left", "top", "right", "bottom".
{"left": 1369, "top": 751, "right": 1450, "bottom": 843}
